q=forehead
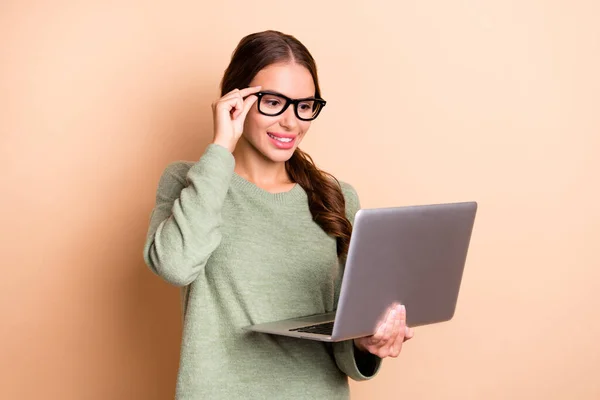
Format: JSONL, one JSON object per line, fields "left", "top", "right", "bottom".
{"left": 250, "top": 62, "right": 316, "bottom": 99}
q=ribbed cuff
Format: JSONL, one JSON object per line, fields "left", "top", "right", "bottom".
{"left": 333, "top": 339, "right": 382, "bottom": 381}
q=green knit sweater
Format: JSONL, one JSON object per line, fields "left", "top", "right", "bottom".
{"left": 143, "top": 144, "right": 382, "bottom": 399}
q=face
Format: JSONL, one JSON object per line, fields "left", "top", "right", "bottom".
{"left": 242, "top": 62, "right": 316, "bottom": 163}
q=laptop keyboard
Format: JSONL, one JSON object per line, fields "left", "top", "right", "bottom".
{"left": 290, "top": 321, "right": 334, "bottom": 336}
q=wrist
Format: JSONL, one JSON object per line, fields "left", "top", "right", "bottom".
{"left": 211, "top": 137, "right": 235, "bottom": 153}
{"left": 353, "top": 339, "right": 367, "bottom": 353}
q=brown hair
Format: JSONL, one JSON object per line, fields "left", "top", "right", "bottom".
{"left": 220, "top": 30, "right": 353, "bottom": 258}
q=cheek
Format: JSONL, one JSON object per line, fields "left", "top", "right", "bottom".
{"left": 299, "top": 122, "right": 311, "bottom": 136}
{"left": 243, "top": 111, "right": 269, "bottom": 136}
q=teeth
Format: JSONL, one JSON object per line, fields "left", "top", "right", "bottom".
{"left": 268, "top": 133, "right": 293, "bottom": 143}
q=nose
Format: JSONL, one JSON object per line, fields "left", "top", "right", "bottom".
{"left": 279, "top": 104, "right": 299, "bottom": 130}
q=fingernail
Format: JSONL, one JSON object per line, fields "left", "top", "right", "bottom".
{"left": 401, "top": 305, "right": 406, "bottom": 313}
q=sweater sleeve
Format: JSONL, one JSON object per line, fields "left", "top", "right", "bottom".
{"left": 331, "top": 181, "right": 383, "bottom": 381}
{"left": 143, "top": 144, "right": 235, "bottom": 287}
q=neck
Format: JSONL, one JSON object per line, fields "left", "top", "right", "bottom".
{"left": 233, "top": 136, "right": 292, "bottom": 186}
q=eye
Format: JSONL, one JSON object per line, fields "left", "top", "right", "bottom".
{"left": 298, "top": 102, "right": 314, "bottom": 111}
{"left": 261, "top": 95, "right": 283, "bottom": 109}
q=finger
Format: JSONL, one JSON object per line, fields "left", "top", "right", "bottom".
{"left": 388, "top": 305, "right": 402, "bottom": 341}
{"left": 370, "top": 319, "right": 387, "bottom": 346}
{"left": 219, "top": 86, "right": 255, "bottom": 104}
{"left": 214, "top": 89, "right": 241, "bottom": 107}
{"left": 394, "top": 305, "right": 403, "bottom": 335}
{"left": 239, "top": 85, "right": 262, "bottom": 98}
{"left": 219, "top": 92, "right": 241, "bottom": 103}
{"left": 399, "top": 304, "right": 407, "bottom": 338}
{"left": 377, "top": 308, "right": 398, "bottom": 348}
{"left": 370, "top": 306, "right": 395, "bottom": 345}
{"left": 384, "top": 309, "right": 403, "bottom": 356}
{"left": 221, "top": 86, "right": 260, "bottom": 98}
{"left": 389, "top": 305, "right": 407, "bottom": 356}
{"left": 222, "top": 87, "right": 242, "bottom": 97}
{"left": 376, "top": 304, "right": 400, "bottom": 342}
{"left": 231, "top": 94, "right": 244, "bottom": 120}
{"left": 404, "top": 326, "right": 414, "bottom": 341}
{"left": 215, "top": 92, "right": 243, "bottom": 114}
{"left": 238, "top": 94, "right": 258, "bottom": 121}
{"left": 391, "top": 335, "right": 404, "bottom": 357}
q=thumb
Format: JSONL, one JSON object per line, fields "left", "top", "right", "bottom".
{"left": 238, "top": 95, "right": 258, "bottom": 121}
{"left": 404, "top": 326, "right": 414, "bottom": 341}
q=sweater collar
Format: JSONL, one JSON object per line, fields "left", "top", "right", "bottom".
{"left": 230, "top": 172, "right": 307, "bottom": 205}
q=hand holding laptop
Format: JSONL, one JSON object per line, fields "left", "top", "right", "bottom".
{"left": 354, "top": 303, "right": 414, "bottom": 357}
{"left": 243, "top": 202, "right": 477, "bottom": 346}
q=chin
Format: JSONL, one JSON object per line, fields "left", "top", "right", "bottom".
{"left": 261, "top": 147, "right": 297, "bottom": 163}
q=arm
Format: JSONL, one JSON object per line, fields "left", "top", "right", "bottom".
{"left": 331, "top": 181, "right": 383, "bottom": 380}
{"left": 143, "top": 144, "right": 234, "bottom": 287}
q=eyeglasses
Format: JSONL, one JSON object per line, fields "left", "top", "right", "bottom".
{"left": 253, "top": 91, "right": 327, "bottom": 121}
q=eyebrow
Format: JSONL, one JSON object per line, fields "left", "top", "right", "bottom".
{"left": 261, "top": 90, "right": 317, "bottom": 100}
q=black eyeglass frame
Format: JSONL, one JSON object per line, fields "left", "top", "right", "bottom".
{"left": 252, "top": 91, "right": 327, "bottom": 121}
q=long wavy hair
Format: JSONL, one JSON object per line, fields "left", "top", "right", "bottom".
{"left": 220, "top": 30, "right": 352, "bottom": 258}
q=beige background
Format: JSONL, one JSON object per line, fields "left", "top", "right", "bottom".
{"left": 1, "top": 1, "right": 599, "bottom": 399}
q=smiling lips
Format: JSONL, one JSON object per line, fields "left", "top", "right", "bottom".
{"left": 267, "top": 132, "right": 297, "bottom": 149}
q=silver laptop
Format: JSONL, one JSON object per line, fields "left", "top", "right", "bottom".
{"left": 243, "top": 201, "right": 478, "bottom": 342}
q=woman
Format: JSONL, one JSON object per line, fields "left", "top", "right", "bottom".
{"left": 143, "top": 30, "right": 414, "bottom": 399}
